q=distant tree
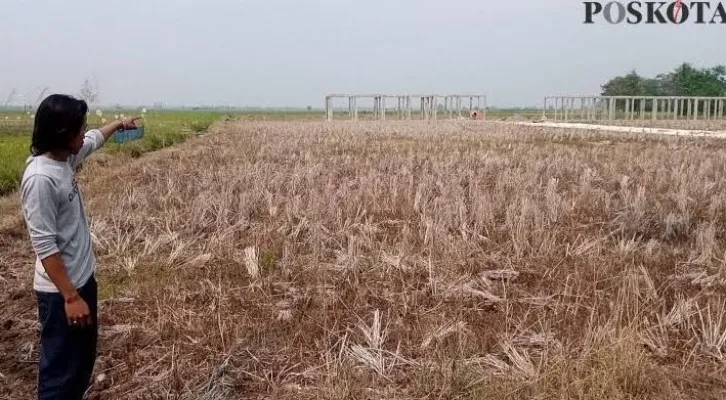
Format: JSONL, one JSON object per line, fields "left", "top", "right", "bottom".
{"left": 601, "top": 70, "right": 649, "bottom": 111}
{"left": 77, "top": 78, "right": 100, "bottom": 105}
{"left": 668, "top": 63, "right": 726, "bottom": 97}
{"left": 601, "top": 70, "right": 646, "bottom": 96}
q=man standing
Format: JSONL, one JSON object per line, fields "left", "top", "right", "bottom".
{"left": 20, "top": 94, "right": 139, "bottom": 399}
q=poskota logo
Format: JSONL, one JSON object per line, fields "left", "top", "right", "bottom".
{"left": 584, "top": 1, "right": 726, "bottom": 24}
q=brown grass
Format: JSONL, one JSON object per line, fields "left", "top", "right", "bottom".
{"left": 3, "top": 120, "right": 726, "bottom": 399}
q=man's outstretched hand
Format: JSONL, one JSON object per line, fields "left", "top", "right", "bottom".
{"left": 119, "top": 116, "right": 142, "bottom": 130}
{"left": 99, "top": 116, "right": 143, "bottom": 141}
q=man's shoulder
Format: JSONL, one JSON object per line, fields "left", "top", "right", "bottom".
{"left": 21, "top": 157, "right": 68, "bottom": 186}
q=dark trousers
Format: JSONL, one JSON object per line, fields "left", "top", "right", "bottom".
{"left": 35, "top": 275, "right": 98, "bottom": 400}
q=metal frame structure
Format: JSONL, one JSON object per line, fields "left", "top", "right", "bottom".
{"left": 325, "top": 94, "right": 487, "bottom": 121}
{"left": 543, "top": 95, "right": 726, "bottom": 121}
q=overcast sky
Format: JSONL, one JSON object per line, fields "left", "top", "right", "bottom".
{"left": 1, "top": 0, "right": 723, "bottom": 108}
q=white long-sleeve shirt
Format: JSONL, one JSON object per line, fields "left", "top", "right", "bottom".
{"left": 20, "top": 129, "right": 105, "bottom": 292}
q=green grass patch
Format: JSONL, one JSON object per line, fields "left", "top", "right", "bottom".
{"left": 0, "top": 110, "right": 228, "bottom": 194}
{"left": 103, "top": 111, "right": 220, "bottom": 157}
{"left": 0, "top": 135, "right": 30, "bottom": 196}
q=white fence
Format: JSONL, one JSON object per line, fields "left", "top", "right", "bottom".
{"left": 325, "top": 94, "right": 487, "bottom": 121}
{"left": 543, "top": 96, "right": 726, "bottom": 121}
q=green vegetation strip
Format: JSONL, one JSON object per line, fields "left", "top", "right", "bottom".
{"left": 0, "top": 111, "right": 225, "bottom": 196}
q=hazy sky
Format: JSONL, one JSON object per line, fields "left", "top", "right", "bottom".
{"left": 1, "top": 0, "right": 723, "bottom": 108}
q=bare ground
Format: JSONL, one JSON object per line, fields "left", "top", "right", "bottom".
{"left": 3, "top": 120, "right": 726, "bottom": 399}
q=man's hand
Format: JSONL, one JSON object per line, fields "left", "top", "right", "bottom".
{"left": 119, "top": 116, "right": 142, "bottom": 130}
{"left": 65, "top": 294, "right": 92, "bottom": 327}
{"left": 39, "top": 253, "right": 92, "bottom": 327}
{"left": 98, "top": 116, "right": 143, "bottom": 141}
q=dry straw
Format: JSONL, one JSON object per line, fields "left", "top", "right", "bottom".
{"left": 2, "top": 119, "right": 726, "bottom": 398}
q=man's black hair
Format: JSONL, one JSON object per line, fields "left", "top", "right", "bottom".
{"left": 31, "top": 94, "right": 88, "bottom": 156}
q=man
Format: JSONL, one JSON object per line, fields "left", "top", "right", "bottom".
{"left": 20, "top": 93, "right": 140, "bottom": 399}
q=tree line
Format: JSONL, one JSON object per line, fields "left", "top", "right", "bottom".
{"left": 600, "top": 63, "right": 726, "bottom": 98}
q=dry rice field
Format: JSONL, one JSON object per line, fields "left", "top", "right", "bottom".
{"left": 3, "top": 120, "right": 726, "bottom": 399}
